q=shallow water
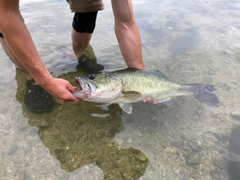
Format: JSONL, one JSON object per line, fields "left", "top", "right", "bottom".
{"left": 1, "top": 0, "right": 240, "bottom": 179}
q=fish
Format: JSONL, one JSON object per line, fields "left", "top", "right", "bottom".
{"left": 73, "top": 68, "right": 219, "bottom": 114}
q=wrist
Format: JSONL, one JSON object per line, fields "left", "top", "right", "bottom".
{"left": 31, "top": 70, "right": 53, "bottom": 88}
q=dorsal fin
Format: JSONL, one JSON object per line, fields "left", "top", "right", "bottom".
{"left": 147, "top": 70, "right": 169, "bottom": 79}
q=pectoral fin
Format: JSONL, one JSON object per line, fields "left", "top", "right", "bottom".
{"left": 119, "top": 103, "right": 133, "bottom": 114}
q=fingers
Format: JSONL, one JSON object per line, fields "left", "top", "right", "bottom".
{"left": 61, "top": 88, "right": 81, "bottom": 103}
{"left": 66, "top": 83, "right": 77, "bottom": 92}
{"left": 66, "top": 82, "right": 81, "bottom": 102}
{"left": 45, "top": 78, "right": 81, "bottom": 103}
{"left": 142, "top": 98, "right": 152, "bottom": 103}
{"left": 142, "top": 98, "right": 159, "bottom": 104}
{"left": 57, "top": 92, "right": 80, "bottom": 103}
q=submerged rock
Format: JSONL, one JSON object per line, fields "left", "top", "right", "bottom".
{"left": 185, "top": 152, "right": 200, "bottom": 166}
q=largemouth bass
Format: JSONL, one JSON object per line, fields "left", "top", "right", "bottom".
{"left": 73, "top": 68, "right": 219, "bottom": 114}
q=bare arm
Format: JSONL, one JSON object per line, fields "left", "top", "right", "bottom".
{"left": 111, "top": 0, "right": 144, "bottom": 70}
{"left": 0, "top": 0, "right": 79, "bottom": 102}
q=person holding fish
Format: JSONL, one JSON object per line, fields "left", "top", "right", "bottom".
{"left": 0, "top": 0, "right": 144, "bottom": 112}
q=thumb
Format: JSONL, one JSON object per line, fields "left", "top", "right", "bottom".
{"left": 66, "top": 83, "right": 77, "bottom": 92}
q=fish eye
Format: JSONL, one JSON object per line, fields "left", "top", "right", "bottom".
{"left": 83, "top": 74, "right": 96, "bottom": 80}
{"left": 88, "top": 74, "right": 95, "bottom": 80}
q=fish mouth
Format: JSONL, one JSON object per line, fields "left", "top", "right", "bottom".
{"left": 75, "top": 79, "right": 82, "bottom": 90}
{"left": 75, "top": 77, "right": 96, "bottom": 94}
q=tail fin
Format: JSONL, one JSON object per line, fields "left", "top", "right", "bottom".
{"left": 191, "top": 84, "right": 219, "bottom": 107}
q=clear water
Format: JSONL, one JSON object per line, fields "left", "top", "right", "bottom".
{"left": 1, "top": 0, "right": 240, "bottom": 179}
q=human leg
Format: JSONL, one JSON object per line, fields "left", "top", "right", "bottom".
{"left": 71, "top": 12, "right": 97, "bottom": 59}
{"left": 0, "top": 33, "right": 53, "bottom": 112}
{"left": 66, "top": 0, "right": 104, "bottom": 73}
{"left": 71, "top": 12, "right": 104, "bottom": 73}
{"left": 72, "top": 30, "right": 92, "bottom": 59}
{"left": 0, "top": 34, "right": 31, "bottom": 77}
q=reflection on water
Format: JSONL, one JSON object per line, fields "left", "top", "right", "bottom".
{"left": 1, "top": 0, "right": 240, "bottom": 179}
{"left": 169, "top": 27, "right": 200, "bottom": 57}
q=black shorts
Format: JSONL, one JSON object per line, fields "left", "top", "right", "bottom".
{"left": 72, "top": 11, "right": 98, "bottom": 33}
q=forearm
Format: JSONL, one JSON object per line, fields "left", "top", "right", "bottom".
{"left": 111, "top": 0, "right": 144, "bottom": 70}
{"left": 114, "top": 22, "right": 144, "bottom": 69}
{"left": 0, "top": 10, "right": 52, "bottom": 86}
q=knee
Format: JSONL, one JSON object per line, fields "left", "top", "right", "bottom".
{"left": 72, "top": 12, "right": 98, "bottom": 33}
{"left": 72, "top": 12, "right": 98, "bottom": 47}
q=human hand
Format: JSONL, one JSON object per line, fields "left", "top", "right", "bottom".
{"left": 142, "top": 98, "right": 159, "bottom": 104}
{"left": 42, "top": 77, "right": 80, "bottom": 103}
